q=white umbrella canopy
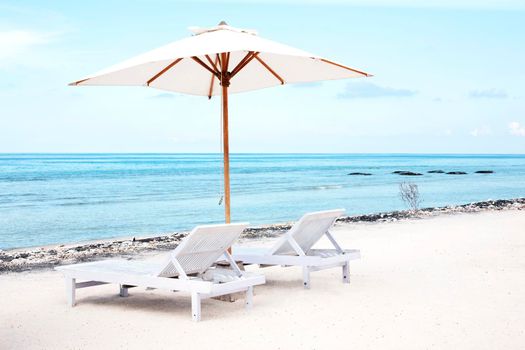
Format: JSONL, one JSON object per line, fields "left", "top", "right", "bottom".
{"left": 71, "top": 22, "right": 370, "bottom": 96}
{"left": 70, "top": 21, "right": 371, "bottom": 223}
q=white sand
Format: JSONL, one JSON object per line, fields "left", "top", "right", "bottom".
{"left": 1, "top": 210, "right": 524, "bottom": 350}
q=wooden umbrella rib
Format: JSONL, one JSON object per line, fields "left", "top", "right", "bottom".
{"left": 205, "top": 54, "right": 220, "bottom": 74}
{"left": 230, "top": 52, "right": 252, "bottom": 73}
{"left": 254, "top": 55, "right": 284, "bottom": 85}
{"left": 225, "top": 52, "right": 230, "bottom": 71}
{"left": 69, "top": 78, "right": 90, "bottom": 86}
{"left": 216, "top": 53, "right": 222, "bottom": 71}
{"left": 230, "top": 52, "right": 259, "bottom": 78}
{"left": 230, "top": 51, "right": 253, "bottom": 77}
{"left": 320, "top": 58, "right": 372, "bottom": 77}
{"left": 146, "top": 58, "right": 183, "bottom": 86}
{"left": 191, "top": 56, "right": 219, "bottom": 77}
{"left": 207, "top": 55, "right": 219, "bottom": 99}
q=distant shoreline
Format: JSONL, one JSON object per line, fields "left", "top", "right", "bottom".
{"left": 2, "top": 152, "right": 525, "bottom": 155}
{"left": 1, "top": 197, "right": 523, "bottom": 273}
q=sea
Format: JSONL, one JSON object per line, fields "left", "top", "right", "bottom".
{"left": 1, "top": 153, "right": 524, "bottom": 250}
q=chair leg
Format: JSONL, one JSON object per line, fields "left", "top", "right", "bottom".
{"left": 119, "top": 285, "right": 129, "bottom": 297}
{"left": 302, "top": 267, "right": 311, "bottom": 289}
{"left": 342, "top": 262, "right": 350, "bottom": 284}
{"left": 66, "top": 277, "right": 76, "bottom": 307}
{"left": 191, "top": 292, "right": 201, "bottom": 322}
{"left": 245, "top": 286, "right": 253, "bottom": 309}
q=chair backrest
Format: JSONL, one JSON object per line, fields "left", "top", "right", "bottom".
{"left": 269, "top": 209, "right": 344, "bottom": 256}
{"left": 157, "top": 223, "right": 248, "bottom": 278}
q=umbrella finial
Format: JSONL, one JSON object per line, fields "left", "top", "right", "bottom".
{"left": 189, "top": 22, "right": 258, "bottom": 36}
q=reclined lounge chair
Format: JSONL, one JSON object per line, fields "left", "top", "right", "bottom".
{"left": 232, "top": 209, "right": 360, "bottom": 289}
{"left": 56, "top": 223, "right": 265, "bottom": 321}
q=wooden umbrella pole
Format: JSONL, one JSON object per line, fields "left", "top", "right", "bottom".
{"left": 221, "top": 52, "right": 231, "bottom": 224}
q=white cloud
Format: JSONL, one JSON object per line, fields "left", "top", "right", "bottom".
{"left": 0, "top": 30, "right": 56, "bottom": 62}
{"left": 469, "top": 88, "right": 508, "bottom": 99}
{"left": 509, "top": 122, "right": 525, "bottom": 137}
{"left": 338, "top": 82, "right": 417, "bottom": 99}
{"left": 469, "top": 126, "right": 492, "bottom": 137}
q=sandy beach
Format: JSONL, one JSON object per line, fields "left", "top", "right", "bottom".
{"left": 1, "top": 209, "right": 524, "bottom": 349}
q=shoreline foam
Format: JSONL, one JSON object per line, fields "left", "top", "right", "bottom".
{"left": 1, "top": 197, "right": 523, "bottom": 273}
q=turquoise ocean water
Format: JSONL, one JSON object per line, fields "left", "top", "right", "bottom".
{"left": 1, "top": 153, "right": 524, "bottom": 249}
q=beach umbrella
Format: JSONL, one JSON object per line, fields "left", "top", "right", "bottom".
{"left": 70, "top": 21, "right": 371, "bottom": 223}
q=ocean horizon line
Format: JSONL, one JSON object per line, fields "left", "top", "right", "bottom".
{"left": 2, "top": 152, "right": 525, "bottom": 156}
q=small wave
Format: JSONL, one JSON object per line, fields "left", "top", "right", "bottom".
{"left": 0, "top": 193, "right": 39, "bottom": 197}
{"left": 57, "top": 200, "right": 120, "bottom": 207}
{"left": 315, "top": 185, "right": 344, "bottom": 190}
{"left": 0, "top": 177, "right": 47, "bottom": 182}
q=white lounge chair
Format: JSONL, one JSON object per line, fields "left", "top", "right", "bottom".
{"left": 55, "top": 223, "right": 265, "bottom": 321}
{"left": 232, "top": 209, "right": 360, "bottom": 289}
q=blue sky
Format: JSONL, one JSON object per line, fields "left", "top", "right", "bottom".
{"left": 0, "top": 0, "right": 524, "bottom": 153}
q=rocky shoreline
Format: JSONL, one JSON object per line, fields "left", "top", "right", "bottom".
{"left": 338, "top": 197, "right": 525, "bottom": 223}
{"left": 1, "top": 197, "right": 524, "bottom": 273}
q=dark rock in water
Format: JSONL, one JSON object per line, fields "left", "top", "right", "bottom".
{"left": 475, "top": 170, "right": 494, "bottom": 174}
{"left": 446, "top": 171, "right": 467, "bottom": 175}
{"left": 394, "top": 171, "right": 422, "bottom": 176}
{"left": 348, "top": 172, "right": 372, "bottom": 176}
{"left": 392, "top": 171, "right": 403, "bottom": 174}
{"left": 428, "top": 170, "right": 445, "bottom": 174}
